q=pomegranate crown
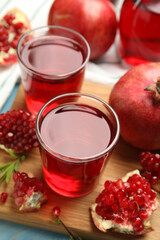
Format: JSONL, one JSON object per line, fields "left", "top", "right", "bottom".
{"left": 144, "top": 77, "right": 160, "bottom": 103}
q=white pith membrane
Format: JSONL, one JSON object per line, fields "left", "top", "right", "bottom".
{"left": 90, "top": 170, "right": 158, "bottom": 234}
{"left": 19, "top": 191, "right": 48, "bottom": 212}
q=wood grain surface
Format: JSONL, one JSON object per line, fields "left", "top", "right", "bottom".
{"left": 0, "top": 81, "right": 159, "bottom": 240}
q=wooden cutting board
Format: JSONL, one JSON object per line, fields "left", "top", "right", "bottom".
{"left": 0, "top": 81, "right": 160, "bottom": 240}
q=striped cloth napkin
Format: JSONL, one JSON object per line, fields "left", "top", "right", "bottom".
{"left": 0, "top": 0, "right": 127, "bottom": 110}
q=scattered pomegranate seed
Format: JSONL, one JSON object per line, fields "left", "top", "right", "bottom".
{"left": 0, "top": 192, "right": 8, "bottom": 203}
{"left": 0, "top": 109, "right": 39, "bottom": 152}
{"left": 52, "top": 206, "right": 61, "bottom": 219}
{"left": 51, "top": 206, "right": 77, "bottom": 240}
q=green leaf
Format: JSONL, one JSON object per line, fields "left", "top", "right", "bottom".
{"left": 20, "top": 155, "right": 26, "bottom": 161}
{"left": 51, "top": 217, "right": 62, "bottom": 225}
{"left": 68, "top": 237, "right": 74, "bottom": 240}
{"left": 14, "top": 159, "right": 20, "bottom": 171}
{"left": 6, "top": 162, "right": 15, "bottom": 183}
{"left": 0, "top": 174, "right": 6, "bottom": 184}
{"left": 7, "top": 149, "right": 19, "bottom": 159}
{"left": 0, "top": 169, "right": 7, "bottom": 179}
{"left": 0, "top": 162, "right": 11, "bottom": 171}
{"left": 0, "top": 145, "right": 19, "bottom": 159}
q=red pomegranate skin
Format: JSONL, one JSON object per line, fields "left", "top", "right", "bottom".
{"left": 48, "top": 0, "right": 117, "bottom": 60}
{"left": 109, "top": 62, "right": 160, "bottom": 150}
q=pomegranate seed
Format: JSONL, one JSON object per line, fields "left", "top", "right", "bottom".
{"left": 136, "top": 180, "right": 143, "bottom": 188}
{"left": 120, "top": 197, "right": 129, "bottom": 208}
{"left": 131, "top": 174, "right": 141, "bottom": 182}
{"left": 150, "top": 176, "right": 158, "bottom": 185}
{"left": 104, "top": 180, "right": 112, "bottom": 189}
{"left": 130, "top": 182, "right": 138, "bottom": 192}
{"left": 105, "top": 194, "right": 114, "bottom": 205}
{"left": 117, "top": 189, "right": 125, "bottom": 199}
{"left": 115, "top": 179, "right": 125, "bottom": 189}
{"left": 132, "top": 217, "right": 143, "bottom": 227}
{"left": 3, "top": 45, "right": 9, "bottom": 53}
{"left": 137, "top": 188, "right": 143, "bottom": 194}
{"left": 153, "top": 162, "right": 160, "bottom": 172}
{"left": 128, "top": 200, "right": 137, "bottom": 210}
{"left": 4, "top": 13, "right": 15, "bottom": 25}
{"left": 13, "top": 171, "right": 20, "bottom": 181}
{"left": 139, "top": 209, "right": 149, "bottom": 220}
{"left": 95, "top": 205, "right": 102, "bottom": 215}
{"left": 52, "top": 206, "right": 61, "bottom": 218}
{"left": 27, "top": 189, "right": 34, "bottom": 198}
{"left": 0, "top": 192, "right": 8, "bottom": 203}
{"left": 131, "top": 209, "right": 139, "bottom": 219}
{"left": 3, "top": 54, "right": 17, "bottom": 63}
{"left": 112, "top": 203, "right": 119, "bottom": 212}
{"left": 133, "top": 223, "right": 144, "bottom": 233}
{"left": 135, "top": 195, "right": 144, "bottom": 206}
{"left": 10, "top": 39, "right": 19, "bottom": 49}
{"left": 14, "top": 22, "right": 25, "bottom": 33}
{"left": 150, "top": 191, "right": 156, "bottom": 200}
{"left": 142, "top": 171, "right": 152, "bottom": 181}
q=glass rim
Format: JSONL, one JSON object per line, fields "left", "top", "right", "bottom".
{"left": 17, "top": 25, "right": 90, "bottom": 79}
{"left": 35, "top": 93, "right": 120, "bottom": 163}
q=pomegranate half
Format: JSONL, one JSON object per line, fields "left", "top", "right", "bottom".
{"left": 0, "top": 8, "right": 30, "bottom": 66}
{"left": 90, "top": 170, "right": 158, "bottom": 235}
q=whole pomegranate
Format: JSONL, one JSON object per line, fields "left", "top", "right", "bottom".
{"left": 109, "top": 62, "right": 160, "bottom": 150}
{"left": 48, "top": 0, "right": 117, "bottom": 60}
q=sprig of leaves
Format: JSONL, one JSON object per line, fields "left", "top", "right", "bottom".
{"left": 0, "top": 157, "right": 24, "bottom": 184}
{"left": 52, "top": 217, "right": 62, "bottom": 225}
{"left": 51, "top": 216, "right": 82, "bottom": 240}
{"left": 0, "top": 144, "right": 25, "bottom": 184}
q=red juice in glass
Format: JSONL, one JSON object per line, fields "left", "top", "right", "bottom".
{"left": 119, "top": 0, "right": 160, "bottom": 66}
{"left": 36, "top": 93, "right": 120, "bottom": 197}
{"left": 17, "top": 26, "right": 90, "bottom": 115}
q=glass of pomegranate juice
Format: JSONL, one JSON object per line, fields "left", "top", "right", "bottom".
{"left": 17, "top": 26, "right": 90, "bottom": 115}
{"left": 36, "top": 93, "right": 120, "bottom": 197}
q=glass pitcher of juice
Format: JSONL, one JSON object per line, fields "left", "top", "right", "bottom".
{"left": 118, "top": 0, "right": 160, "bottom": 66}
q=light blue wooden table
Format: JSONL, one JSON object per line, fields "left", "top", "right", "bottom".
{"left": 0, "top": 83, "right": 71, "bottom": 240}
